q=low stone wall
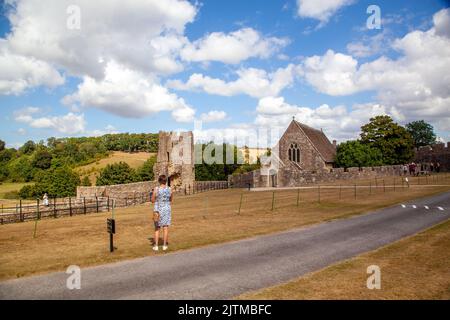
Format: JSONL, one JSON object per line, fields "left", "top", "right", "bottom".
{"left": 77, "top": 181, "right": 157, "bottom": 207}
{"left": 77, "top": 180, "right": 229, "bottom": 207}
{"left": 229, "top": 165, "right": 405, "bottom": 188}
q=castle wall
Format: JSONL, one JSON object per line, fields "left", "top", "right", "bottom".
{"left": 229, "top": 165, "right": 405, "bottom": 188}
{"left": 153, "top": 131, "right": 195, "bottom": 188}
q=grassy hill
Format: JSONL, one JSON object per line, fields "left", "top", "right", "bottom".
{"left": 76, "top": 151, "right": 156, "bottom": 185}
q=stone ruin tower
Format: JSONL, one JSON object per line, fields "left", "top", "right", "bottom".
{"left": 153, "top": 131, "right": 195, "bottom": 189}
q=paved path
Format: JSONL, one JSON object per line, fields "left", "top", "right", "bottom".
{"left": 1, "top": 192, "right": 449, "bottom": 300}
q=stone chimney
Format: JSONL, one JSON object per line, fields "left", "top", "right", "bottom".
{"left": 333, "top": 140, "right": 337, "bottom": 148}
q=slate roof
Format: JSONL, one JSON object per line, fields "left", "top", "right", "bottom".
{"left": 293, "top": 120, "right": 336, "bottom": 163}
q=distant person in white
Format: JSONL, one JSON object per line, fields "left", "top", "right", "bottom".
{"left": 43, "top": 193, "right": 49, "bottom": 206}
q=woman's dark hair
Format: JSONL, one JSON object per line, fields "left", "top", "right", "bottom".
{"left": 158, "top": 175, "right": 167, "bottom": 184}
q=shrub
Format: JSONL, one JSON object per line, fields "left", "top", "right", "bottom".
{"left": 137, "top": 155, "right": 157, "bottom": 181}
{"left": 96, "top": 162, "right": 137, "bottom": 186}
{"left": 21, "top": 167, "right": 81, "bottom": 198}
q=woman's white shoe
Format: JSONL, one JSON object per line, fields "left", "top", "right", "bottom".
{"left": 162, "top": 245, "right": 168, "bottom": 251}
{"left": 152, "top": 246, "right": 159, "bottom": 251}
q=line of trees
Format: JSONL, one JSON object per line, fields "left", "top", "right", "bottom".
{"left": 335, "top": 116, "right": 437, "bottom": 168}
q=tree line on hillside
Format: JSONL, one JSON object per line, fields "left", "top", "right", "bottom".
{"left": 0, "top": 133, "right": 158, "bottom": 199}
{"left": 335, "top": 117, "right": 437, "bottom": 168}
{"left": 0, "top": 133, "right": 159, "bottom": 183}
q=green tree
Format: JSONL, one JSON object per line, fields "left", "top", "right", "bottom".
{"left": 96, "top": 162, "right": 137, "bottom": 186}
{"left": 405, "top": 120, "right": 437, "bottom": 148}
{"left": 7, "top": 156, "right": 34, "bottom": 182}
{"left": 32, "top": 149, "right": 53, "bottom": 169}
{"left": 194, "top": 143, "right": 244, "bottom": 181}
{"left": 335, "top": 140, "right": 383, "bottom": 168}
{"left": 19, "top": 140, "right": 36, "bottom": 155}
{"left": 20, "top": 167, "right": 81, "bottom": 198}
{"left": 137, "top": 155, "right": 157, "bottom": 181}
{"left": 0, "top": 139, "right": 5, "bottom": 151}
{"left": 360, "top": 115, "right": 414, "bottom": 165}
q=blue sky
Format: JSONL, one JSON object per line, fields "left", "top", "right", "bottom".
{"left": 1, "top": 0, "right": 449, "bottom": 148}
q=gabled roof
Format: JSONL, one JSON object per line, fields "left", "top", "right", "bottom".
{"left": 293, "top": 120, "right": 336, "bottom": 163}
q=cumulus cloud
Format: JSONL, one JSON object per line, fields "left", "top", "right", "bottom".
{"left": 299, "top": 50, "right": 359, "bottom": 95}
{"left": 298, "top": 9, "right": 450, "bottom": 132}
{"left": 0, "top": 41, "right": 64, "bottom": 95}
{"left": 14, "top": 107, "right": 86, "bottom": 134}
{"left": 199, "top": 110, "right": 227, "bottom": 123}
{"left": 254, "top": 96, "right": 404, "bottom": 141}
{"left": 180, "top": 28, "right": 289, "bottom": 64}
{"left": 5, "top": 0, "right": 197, "bottom": 78}
{"left": 168, "top": 64, "right": 297, "bottom": 98}
{"left": 296, "top": 0, "right": 355, "bottom": 25}
{"left": 62, "top": 61, "right": 195, "bottom": 122}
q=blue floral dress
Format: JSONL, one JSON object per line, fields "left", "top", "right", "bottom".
{"left": 154, "top": 186, "right": 172, "bottom": 227}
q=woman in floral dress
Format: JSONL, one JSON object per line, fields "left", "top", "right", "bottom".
{"left": 151, "top": 175, "right": 172, "bottom": 251}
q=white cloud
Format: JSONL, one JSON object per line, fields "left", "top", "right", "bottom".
{"left": 300, "top": 49, "right": 359, "bottom": 95}
{"left": 168, "top": 64, "right": 297, "bottom": 98}
{"left": 0, "top": 41, "right": 64, "bottom": 95}
{"left": 62, "top": 61, "right": 195, "bottom": 122}
{"left": 14, "top": 107, "right": 86, "bottom": 134}
{"left": 433, "top": 8, "right": 450, "bottom": 38}
{"left": 296, "top": 0, "right": 355, "bottom": 25}
{"left": 89, "top": 124, "right": 118, "bottom": 137}
{"left": 298, "top": 9, "right": 450, "bottom": 132}
{"left": 346, "top": 31, "right": 389, "bottom": 58}
{"left": 254, "top": 96, "right": 403, "bottom": 141}
{"left": 180, "top": 28, "right": 289, "bottom": 64}
{"left": 199, "top": 110, "right": 227, "bottom": 123}
{"left": 6, "top": 0, "right": 197, "bottom": 78}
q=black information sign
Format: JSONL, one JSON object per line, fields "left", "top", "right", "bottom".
{"left": 107, "top": 218, "right": 116, "bottom": 252}
{"left": 107, "top": 218, "right": 115, "bottom": 234}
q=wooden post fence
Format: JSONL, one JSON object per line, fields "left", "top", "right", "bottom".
{"left": 20, "top": 199, "right": 23, "bottom": 222}
{"left": 238, "top": 193, "right": 243, "bottom": 215}
{"left": 271, "top": 191, "right": 275, "bottom": 211}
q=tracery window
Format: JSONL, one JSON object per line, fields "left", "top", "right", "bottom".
{"left": 288, "top": 143, "right": 300, "bottom": 163}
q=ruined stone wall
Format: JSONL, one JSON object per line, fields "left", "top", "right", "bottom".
{"left": 77, "top": 181, "right": 157, "bottom": 206}
{"left": 229, "top": 165, "right": 405, "bottom": 188}
{"left": 414, "top": 142, "right": 450, "bottom": 172}
{"left": 153, "top": 131, "right": 195, "bottom": 189}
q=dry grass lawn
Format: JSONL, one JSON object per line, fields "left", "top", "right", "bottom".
{"left": 76, "top": 151, "right": 155, "bottom": 184}
{"left": 0, "top": 183, "right": 34, "bottom": 206}
{"left": 237, "top": 220, "right": 450, "bottom": 300}
{"left": 0, "top": 174, "right": 449, "bottom": 281}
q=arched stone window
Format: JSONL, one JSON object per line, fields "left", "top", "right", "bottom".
{"left": 288, "top": 143, "right": 300, "bottom": 163}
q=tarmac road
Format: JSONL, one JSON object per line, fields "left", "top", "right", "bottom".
{"left": 1, "top": 191, "right": 449, "bottom": 300}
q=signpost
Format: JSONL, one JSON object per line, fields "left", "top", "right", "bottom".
{"left": 107, "top": 200, "right": 116, "bottom": 252}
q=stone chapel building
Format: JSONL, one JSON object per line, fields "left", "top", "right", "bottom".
{"left": 271, "top": 119, "right": 337, "bottom": 187}
{"left": 232, "top": 119, "right": 337, "bottom": 188}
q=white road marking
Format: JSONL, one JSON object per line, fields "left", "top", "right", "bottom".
{"left": 401, "top": 204, "right": 406, "bottom": 208}
{"left": 437, "top": 207, "right": 444, "bottom": 211}
{"left": 412, "top": 205, "right": 417, "bottom": 209}
{"left": 424, "top": 206, "right": 429, "bottom": 210}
